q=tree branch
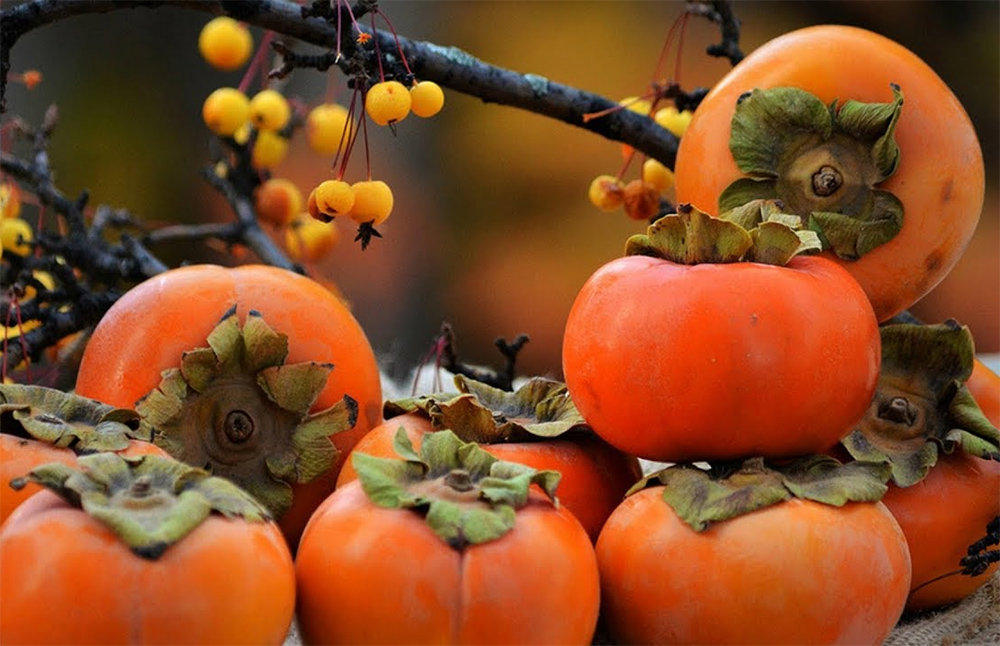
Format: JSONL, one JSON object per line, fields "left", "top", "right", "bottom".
{"left": 0, "top": 0, "right": 698, "bottom": 165}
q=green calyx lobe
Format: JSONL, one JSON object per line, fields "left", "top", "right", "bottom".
{"left": 625, "top": 202, "right": 821, "bottom": 267}
{"left": 0, "top": 383, "right": 145, "bottom": 453}
{"left": 720, "top": 85, "right": 905, "bottom": 260}
{"left": 383, "top": 375, "right": 589, "bottom": 443}
{"left": 135, "top": 306, "right": 358, "bottom": 519}
{"left": 10, "top": 453, "right": 270, "bottom": 560}
{"left": 841, "top": 320, "right": 1000, "bottom": 487}
{"left": 631, "top": 456, "right": 891, "bottom": 532}
{"left": 352, "top": 428, "right": 561, "bottom": 549}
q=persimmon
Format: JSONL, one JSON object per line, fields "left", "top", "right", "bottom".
{"left": 841, "top": 321, "right": 1000, "bottom": 611}
{"left": 0, "top": 384, "right": 166, "bottom": 524}
{"left": 596, "top": 459, "right": 910, "bottom": 645}
{"left": 674, "top": 25, "right": 984, "bottom": 322}
{"left": 74, "top": 264, "right": 383, "bottom": 549}
{"left": 968, "top": 358, "right": 999, "bottom": 426}
{"left": 0, "top": 453, "right": 295, "bottom": 645}
{"left": 296, "top": 429, "right": 600, "bottom": 645}
{"left": 336, "top": 376, "right": 642, "bottom": 541}
{"left": 562, "top": 206, "right": 880, "bottom": 462}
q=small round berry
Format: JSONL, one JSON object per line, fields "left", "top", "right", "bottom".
{"left": 0, "top": 217, "right": 34, "bottom": 256}
{"left": 21, "top": 270, "right": 55, "bottom": 302}
{"left": 349, "top": 181, "right": 393, "bottom": 226}
{"left": 306, "top": 104, "right": 352, "bottom": 156}
{"left": 313, "top": 180, "right": 356, "bottom": 221}
{"left": 285, "top": 213, "right": 339, "bottom": 262}
{"left": 622, "top": 179, "right": 661, "bottom": 222}
{"left": 249, "top": 89, "right": 292, "bottom": 132}
{"left": 198, "top": 16, "right": 253, "bottom": 71}
{"left": 409, "top": 81, "right": 445, "bottom": 118}
{"left": 654, "top": 106, "right": 693, "bottom": 138}
{"left": 1, "top": 182, "right": 22, "bottom": 220}
{"left": 588, "top": 175, "right": 625, "bottom": 212}
{"left": 202, "top": 87, "right": 250, "bottom": 136}
{"left": 255, "top": 178, "right": 303, "bottom": 227}
{"left": 641, "top": 158, "right": 675, "bottom": 193}
{"left": 251, "top": 130, "right": 289, "bottom": 170}
{"left": 365, "top": 81, "right": 411, "bottom": 126}
{"left": 619, "top": 96, "right": 652, "bottom": 116}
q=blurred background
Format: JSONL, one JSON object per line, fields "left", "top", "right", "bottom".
{"left": 3, "top": 0, "right": 997, "bottom": 383}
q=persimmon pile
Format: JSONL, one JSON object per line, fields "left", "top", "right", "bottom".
{"left": 1, "top": 6, "right": 998, "bottom": 646}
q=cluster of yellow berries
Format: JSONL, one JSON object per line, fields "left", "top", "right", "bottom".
{"left": 197, "top": 15, "right": 446, "bottom": 256}
{"left": 587, "top": 98, "right": 693, "bottom": 221}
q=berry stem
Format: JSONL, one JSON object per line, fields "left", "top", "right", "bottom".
{"left": 375, "top": 9, "right": 415, "bottom": 81}
{"left": 371, "top": 13, "right": 385, "bottom": 82}
{"left": 238, "top": 30, "right": 275, "bottom": 94}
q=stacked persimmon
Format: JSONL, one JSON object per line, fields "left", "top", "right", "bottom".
{"left": 567, "top": 24, "right": 997, "bottom": 644}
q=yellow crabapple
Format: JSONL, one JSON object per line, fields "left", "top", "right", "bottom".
{"left": 409, "top": 81, "right": 445, "bottom": 118}
{"left": 255, "top": 178, "right": 303, "bottom": 227}
{"left": 641, "top": 159, "right": 675, "bottom": 193}
{"left": 313, "top": 180, "right": 356, "bottom": 222}
{"left": 202, "top": 88, "right": 250, "bottom": 136}
{"left": 198, "top": 16, "right": 253, "bottom": 71}
{"left": 306, "top": 104, "right": 352, "bottom": 155}
{"left": 349, "top": 180, "right": 393, "bottom": 226}
{"left": 251, "top": 130, "right": 289, "bottom": 170}
{"left": 365, "top": 81, "right": 411, "bottom": 126}
{"left": 249, "top": 89, "right": 292, "bottom": 132}
{"left": 588, "top": 175, "right": 625, "bottom": 212}
{"left": 285, "top": 213, "right": 339, "bottom": 262}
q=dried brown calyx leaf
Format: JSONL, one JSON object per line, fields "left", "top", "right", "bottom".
{"left": 0, "top": 383, "right": 145, "bottom": 453}
{"left": 383, "top": 375, "right": 589, "bottom": 443}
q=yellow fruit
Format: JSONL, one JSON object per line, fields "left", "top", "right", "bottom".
{"left": 202, "top": 88, "right": 250, "bottom": 136}
{"left": 249, "top": 89, "right": 292, "bottom": 132}
{"left": 306, "top": 104, "right": 352, "bottom": 155}
{"left": 198, "top": 16, "right": 253, "bottom": 71}
{"left": 409, "top": 81, "right": 445, "bottom": 118}
{"left": 620, "top": 96, "right": 652, "bottom": 116}
{"left": 285, "top": 213, "right": 339, "bottom": 262}
{"left": 1, "top": 217, "right": 34, "bottom": 256}
{"left": 622, "top": 179, "right": 660, "bottom": 222}
{"left": 349, "top": 180, "right": 393, "bottom": 226}
{"left": 255, "top": 178, "right": 303, "bottom": 227}
{"left": 588, "top": 175, "right": 625, "bottom": 212}
{"left": 654, "top": 106, "right": 693, "bottom": 138}
{"left": 365, "top": 81, "right": 411, "bottom": 126}
{"left": 313, "top": 180, "right": 356, "bottom": 221}
{"left": 641, "top": 159, "right": 675, "bottom": 193}
{"left": 251, "top": 130, "right": 289, "bottom": 169}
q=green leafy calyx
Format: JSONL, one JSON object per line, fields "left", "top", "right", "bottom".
{"left": 625, "top": 202, "right": 821, "bottom": 266}
{"left": 10, "top": 453, "right": 271, "bottom": 559}
{"left": 630, "top": 456, "right": 891, "bottom": 532}
{"left": 841, "top": 320, "right": 1000, "bottom": 487}
{"left": 352, "top": 428, "right": 561, "bottom": 549}
{"left": 136, "top": 307, "right": 358, "bottom": 518}
{"left": 720, "top": 85, "right": 905, "bottom": 260}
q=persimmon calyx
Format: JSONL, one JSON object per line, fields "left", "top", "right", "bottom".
{"left": 841, "top": 320, "right": 1000, "bottom": 487}
{"left": 352, "top": 428, "right": 561, "bottom": 549}
{"left": 383, "top": 375, "right": 590, "bottom": 442}
{"left": 0, "top": 383, "right": 145, "bottom": 453}
{"left": 9, "top": 453, "right": 270, "bottom": 560}
{"left": 720, "top": 85, "right": 905, "bottom": 260}
{"left": 135, "top": 306, "right": 358, "bottom": 519}
{"left": 629, "top": 456, "right": 891, "bottom": 532}
{"left": 625, "top": 203, "right": 821, "bottom": 266}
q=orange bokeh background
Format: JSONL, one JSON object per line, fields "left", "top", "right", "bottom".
{"left": 4, "top": 1, "right": 996, "bottom": 382}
